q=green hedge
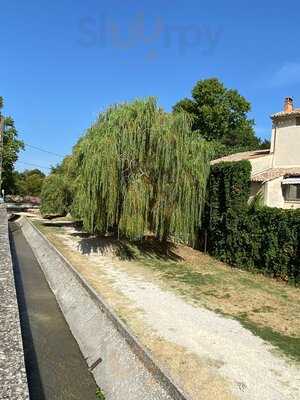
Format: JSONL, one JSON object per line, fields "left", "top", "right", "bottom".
{"left": 203, "top": 161, "right": 300, "bottom": 283}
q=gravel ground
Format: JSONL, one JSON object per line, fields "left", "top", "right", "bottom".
{"left": 94, "top": 259, "right": 300, "bottom": 400}
{"left": 55, "top": 226, "right": 300, "bottom": 400}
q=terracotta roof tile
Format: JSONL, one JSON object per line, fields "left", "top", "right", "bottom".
{"left": 252, "top": 168, "right": 300, "bottom": 182}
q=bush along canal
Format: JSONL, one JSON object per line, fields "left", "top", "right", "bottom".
{"left": 9, "top": 221, "right": 99, "bottom": 400}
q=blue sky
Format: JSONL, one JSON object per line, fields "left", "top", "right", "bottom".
{"left": 1, "top": 0, "right": 300, "bottom": 173}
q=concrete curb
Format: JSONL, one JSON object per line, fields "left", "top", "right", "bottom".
{"left": 20, "top": 216, "right": 192, "bottom": 400}
{"left": 0, "top": 207, "right": 29, "bottom": 400}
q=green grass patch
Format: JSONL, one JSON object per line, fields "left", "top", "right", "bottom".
{"left": 238, "top": 277, "right": 264, "bottom": 290}
{"left": 95, "top": 387, "right": 105, "bottom": 399}
{"left": 237, "top": 316, "right": 300, "bottom": 363}
{"left": 141, "top": 259, "right": 220, "bottom": 286}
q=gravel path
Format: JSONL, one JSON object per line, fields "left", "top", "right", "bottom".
{"left": 95, "top": 259, "right": 300, "bottom": 400}
{"left": 56, "top": 227, "right": 300, "bottom": 400}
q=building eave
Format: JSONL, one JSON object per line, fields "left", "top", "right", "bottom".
{"left": 271, "top": 109, "right": 300, "bottom": 120}
{"left": 211, "top": 149, "right": 270, "bottom": 165}
{"left": 252, "top": 168, "right": 300, "bottom": 183}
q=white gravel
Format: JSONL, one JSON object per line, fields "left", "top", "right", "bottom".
{"left": 99, "top": 261, "right": 300, "bottom": 400}
{"left": 62, "top": 231, "right": 300, "bottom": 400}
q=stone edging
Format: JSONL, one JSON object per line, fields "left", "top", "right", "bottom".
{"left": 0, "top": 207, "right": 29, "bottom": 400}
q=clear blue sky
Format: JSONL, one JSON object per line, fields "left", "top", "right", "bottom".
{"left": 1, "top": 0, "right": 300, "bottom": 173}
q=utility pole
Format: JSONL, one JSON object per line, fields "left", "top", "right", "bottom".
{"left": 0, "top": 114, "right": 4, "bottom": 196}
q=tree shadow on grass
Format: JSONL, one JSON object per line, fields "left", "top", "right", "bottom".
{"left": 42, "top": 221, "right": 81, "bottom": 228}
{"left": 69, "top": 231, "right": 182, "bottom": 262}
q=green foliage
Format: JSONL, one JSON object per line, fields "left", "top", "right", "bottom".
{"left": 0, "top": 106, "right": 24, "bottom": 192}
{"left": 95, "top": 387, "right": 106, "bottom": 400}
{"left": 40, "top": 174, "right": 72, "bottom": 216}
{"left": 173, "top": 78, "right": 266, "bottom": 151}
{"left": 73, "top": 98, "right": 211, "bottom": 243}
{"left": 1, "top": 97, "right": 24, "bottom": 193}
{"left": 248, "top": 190, "right": 264, "bottom": 211}
{"left": 14, "top": 169, "right": 45, "bottom": 196}
{"left": 203, "top": 161, "right": 300, "bottom": 283}
{"left": 41, "top": 139, "right": 85, "bottom": 218}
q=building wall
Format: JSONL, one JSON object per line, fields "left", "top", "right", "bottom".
{"left": 273, "top": 117, "right": 300, "bottom": 167}
{"left": 263, "top": 176, "right": 300, "bottom": 209}
{"left": 265, "top": 177, "right": 284, "bottom": 207}
{"left": 282, "top": 200, "right": 300, "bottom": 209}
{"left": 270, "top": 126, "right": 276, "bottom": 153}
{"left": 250, "top": 155, "right": 273, "bottom": 175}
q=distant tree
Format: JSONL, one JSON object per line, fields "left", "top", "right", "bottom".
{"left": 15, "top": 169, "right": 45, "bottom": 196}
{"left": 173, "top": 78, "right": 263, "bottom": 151}
{"left": 0, "top": 97, "right": 24, "bottom": 193}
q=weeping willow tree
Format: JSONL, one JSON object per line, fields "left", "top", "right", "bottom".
{"left": 74, "top": 98, "right": 211, "bottom": 244}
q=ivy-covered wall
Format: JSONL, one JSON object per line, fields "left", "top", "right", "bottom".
{"left": 203, "top": 161, "right": 300, "bottom": 283}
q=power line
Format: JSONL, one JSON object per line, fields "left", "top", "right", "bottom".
{"left": 23, "top": 142, "right": 65, "bottom": 158}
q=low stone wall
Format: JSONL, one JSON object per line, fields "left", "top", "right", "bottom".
{"left": 19, "top": 216, "right": 190, "bottom": 400}
{"left": 0, "top": 207, "right": 29, "bottom": 400}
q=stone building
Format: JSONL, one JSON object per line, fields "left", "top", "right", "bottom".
{"left": 212, "top": 97, "right": 300, "bottom": 209}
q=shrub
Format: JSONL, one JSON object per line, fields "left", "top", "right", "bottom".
{"left": 203, "top": 161, "right": 300, "bottom": 283}
{"left": 204, "top": 160, "right": 251, "bottom": 257}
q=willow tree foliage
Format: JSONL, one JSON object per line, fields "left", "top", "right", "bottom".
{"left": 40, "top": 174, "right": 73, "bottom": 216}
{"left": 40, "top": 138, "right": 85, "bottom": 217}
{"left": 73, "top": 98, "right": 211, "bottom": 243}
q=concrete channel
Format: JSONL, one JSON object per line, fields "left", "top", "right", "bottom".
{"left": 7, "top": 215, "right": 190, "bottom": 400}
{"left": 9, "top": 221, "right": 98, "bottom": 400}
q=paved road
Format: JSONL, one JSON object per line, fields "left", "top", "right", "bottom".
{"left": 9, "top": 222, "right": 98, "bottom": 400}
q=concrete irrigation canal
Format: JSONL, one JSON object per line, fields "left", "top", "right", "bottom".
{"left": 0, "top": 207, "right": 188, "bottom": 400}
{"left": 9, "top": 221, "right": 98, "bottom": 400}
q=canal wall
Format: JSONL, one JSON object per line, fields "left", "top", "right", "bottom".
{"left": 0, "top": 207, "right": 29, "bottom": 400}
{"left": 18, "top": 216, "right": 191, "bottom": 400}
